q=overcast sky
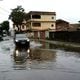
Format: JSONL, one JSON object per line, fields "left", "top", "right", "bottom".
{"left": 0, "top": 0, "right": 80, "bottom": 23}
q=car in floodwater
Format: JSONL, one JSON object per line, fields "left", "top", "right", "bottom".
{"left": 14, "top": 33, "right": 30, "bottom": 49}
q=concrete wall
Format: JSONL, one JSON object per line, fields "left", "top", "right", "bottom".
{"left": 31, "top": 15, "right": 56, "bottom": 22}
{"left": 30, "top": 14, "right": 56, "bottom": 30}
{"left": 49, "top": 31, "right": 80, "bottom": 43}
{"left": 31, "top": 22, "right": 56, "bottom": 30}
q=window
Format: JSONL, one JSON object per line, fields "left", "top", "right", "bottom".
{"left": 32, "top": 23, "right": 41, "bottom": 27}
{"left": 32, "top": 15, "right": 41, "bottom": 19}
{"left": 52, "top": 17, "right": 54, "bottom": 19}
{"left": 22, "top": 25, "right": 24, "bottom": 29}
{"left": 51, "top": 24, "right": 54, "bottom": 27}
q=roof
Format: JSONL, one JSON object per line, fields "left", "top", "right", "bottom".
{"left": 69, "top": 24, "right": 80, "bottom": 31}
{"left": 70, "top": 24, "right": 80, "bottom": 28}
{"left": 27, "top": 11, "right": 56, "bottom": 15}
{"left": 56, "top": 19, "right": 69, "bottom": 24}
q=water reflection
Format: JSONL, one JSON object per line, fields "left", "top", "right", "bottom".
{"left": 40, "top": 41, "right": 80, "bottom": 58}
{"left": 28, "top": 48, "right": 57, "bottom": 70}
{"left": 1, "top": 39, "right": 80, "bottom": 80}
{"left": 12, "top": 45, "right": 57, "bottom": 70}
{"left": 30, "top": 48, "right": 56, "bottom": 61}
{"left": 49, "top": 43, "right": 58, "bottom": 49}
{"left": 12, "top": 41, "right": 80, "bottom": 71}
{"left": 13, "top": 47, "right": 30, "bottom": 63}
{"left": 12, "top": 46, "right": 30, "bottom": 70}
{"left": 49, "top": 43, "right": 80, "bottom": 58}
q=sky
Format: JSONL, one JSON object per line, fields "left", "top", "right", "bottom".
{"left": 0, "top": 0, "right": 80, "bottom": 24}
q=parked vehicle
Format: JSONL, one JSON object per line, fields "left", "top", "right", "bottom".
{"left": 3, "top": 36, "right": 9, "bottom": 41}
{"left": 2, "top": 30, "right": 7, "bottom": 37}
{"left": 0, "top": 35, "right": 3, "bottom": 41}
{"left": 14, "top": 33, "right": 30, "bottom": 49}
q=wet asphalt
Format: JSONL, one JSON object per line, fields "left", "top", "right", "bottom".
{"left": 0, "top": 38, "right": 80, "bottom": 80}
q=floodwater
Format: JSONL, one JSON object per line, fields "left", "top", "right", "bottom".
{"left": 0, "top": 38, "right": 80, "bottom": 80}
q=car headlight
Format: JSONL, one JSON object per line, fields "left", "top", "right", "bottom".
{"left": 15, "top": 40, "right": 18, "bottom": 42}
{"left": 27, "top": 39, "right": 30, "bottom": 42}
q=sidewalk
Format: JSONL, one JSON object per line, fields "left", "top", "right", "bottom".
{"left": 31, "top": 39, "right": 80, "bottom": 52}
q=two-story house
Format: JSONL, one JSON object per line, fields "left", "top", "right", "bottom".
{"left": 26, "top": 11, "right": 56, "bottom": 39}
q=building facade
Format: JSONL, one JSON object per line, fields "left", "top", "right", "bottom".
{"left": 13, "top": 20, "right": 27, "bottom": 32}
{"left": 26, "top": 11, "right": 56, "bottom": 39}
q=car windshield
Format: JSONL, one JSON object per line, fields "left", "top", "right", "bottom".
{"left": 16, "top": 34, "right": 27, "bottom": 39}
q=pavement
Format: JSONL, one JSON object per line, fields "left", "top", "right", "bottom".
{"left": 32, "top": 39, "right": 80, "bottom": 52}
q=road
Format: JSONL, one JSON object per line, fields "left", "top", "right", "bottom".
{"left": 0, "top": 38, "right": 80, "bottom": 80}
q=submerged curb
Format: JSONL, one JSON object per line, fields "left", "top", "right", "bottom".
{"left": 32, "top": 39, "right": 80, "bottom": 52}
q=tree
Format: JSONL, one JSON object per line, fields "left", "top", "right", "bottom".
{"left": 1, "top": 21, "right": 9, "bottom": 31}
{"left": 1, "top": 21, "right": 9, "bottom": 35}
{"left": 0, "top": 24, "right": 3, "bottom": 35}
{"left": 78, "top": 21, "right": 80, "bottom": 23}
{"left": 9, "top": 6, "right": 25, "bottom": 31}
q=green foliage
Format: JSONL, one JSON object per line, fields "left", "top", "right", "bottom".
{"left": 1, "top": 21, "right": 9, "bottom": 32}
{"left": 9, "top": 6, "right": 25, "bottom": 25}
{"left": 0, "top": 21, "right": 9, "bottom": 36}
{"left": 0, "top": 24, "right": 3, "bottom": 35}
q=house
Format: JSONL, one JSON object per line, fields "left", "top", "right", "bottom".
{"left": 49, "top": 19, "right": 70, "bottom": 40}
{"left": 69, "top": 24, "right": 80, "bottom": 31}
{"left": 13, "top": 20, "right": 27, "bottom": 32}
{"left": 50, "top": 19, "right": 80, "bottom": 42}
{"left": 56, "top": 19, "right": 70, "bottom": 31}
{"left": 26, "top": 11, "right": 56, "bottom": 39}
{"left": 13, "top": 11, "right": 56, "bottom": 39}
{"left": 56, "top": 19, "right": 80, "bottom": 31}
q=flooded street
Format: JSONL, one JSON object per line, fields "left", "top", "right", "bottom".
{"left": 0, "top": 38, "right": 80, "bottom": 80}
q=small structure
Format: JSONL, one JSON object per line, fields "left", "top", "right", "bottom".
{"left": 56, "top": 19, "right": 70, "bottom": 31}
{"left": 13, "top": 20, "right": 27, "bottom": 32}
{"left": 69, "top": 24, "right": 80, "bottom": 31}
